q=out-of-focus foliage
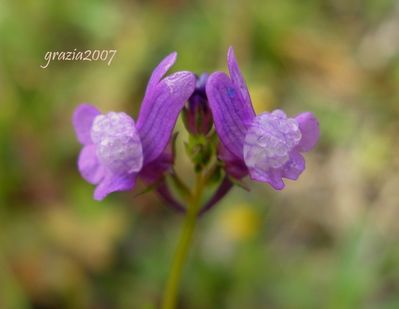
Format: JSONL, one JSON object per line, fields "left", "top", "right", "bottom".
{"left": 1, "top": 0, "right": 399, "bottom": 308}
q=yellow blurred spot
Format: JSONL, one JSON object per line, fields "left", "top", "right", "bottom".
{"left": 44, "top": 207, "right": 128, "bottom": 271}
{"left": 219, "top": 204, "right": 261, "bottom": 242}
{"left": 250, "top": 84, "right": 275, "bottom": 114}
{"left": 355, "top": 131, "right": 391, "bottom": 177}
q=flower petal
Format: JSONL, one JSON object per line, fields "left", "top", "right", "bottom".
{"left": 139, "top": 142, "right": 173, "bottom": 183}
{"left": 143, "top": 52, "right": 177, "bottom": 103}
{"left": 136, "top": 71, "right": 196, "bottom": 164}
{"left": 78, "top": 145, "right": 105, "bottom": 184}
{"left": 227, "top": 47, "right": 255, "bottom": 116}
{"left": 94, "top": 172, "right": 137, "bottom": 201}
{"left": 206, "top": 72, "right": 254, "bottom": 159}
{"left": 295, "top": 112, "right": 320, "bottom": 152}
{"left": 218, "top": 143, "right": 248, "bottom": 179}
{"left": 248, "top": 166, "right": 285, "bottom": 190}
{"left": 282, "top": 151, "right": 305, "bottom": 180}
{"left": 73, "top": 104, "right": 100, "bottom": 145}
{"left": 91, "top": 112, "right": 143, "bottom": 175}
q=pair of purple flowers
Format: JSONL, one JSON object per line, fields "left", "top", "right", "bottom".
{"left": 73, "top": 47, "right": 320, "bottom": 202}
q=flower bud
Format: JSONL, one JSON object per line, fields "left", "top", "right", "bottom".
{"left": 183, "top": 73, "right": 213, "bottom": 135}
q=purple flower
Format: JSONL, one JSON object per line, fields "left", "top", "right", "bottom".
{"left": 73, "top": 52, "right": 196, "bottom": 200}
{"left": 206, "top": 47, "right": 320, "bottom": 190}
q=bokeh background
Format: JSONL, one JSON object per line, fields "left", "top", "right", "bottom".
{"left": 1, "top": 0, "right": 399, "bottom": 308}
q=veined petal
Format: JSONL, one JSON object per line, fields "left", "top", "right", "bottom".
{"left": 295, "top": 112, "right": 320, "bottom": 152}
{"left": 73, "top": 104, "right": 100, "bottom": 145}
{"left": 282, "top": 151, "right": 305, "bottom": 180}
{"left": 218, "top": 143, "right": 248, "bottom": 179}
{"left": 206, "top": 72, "right": 254, "bottom": 159}
{"left": 227, "top": 47, "right": 255, "bottom": 117}
{"left": 78, "top": 145, "right": 105, "bottom": 184}
{"left": 139, "top": 139, "right": 173, "bottom": 183}
{"left": 137, "top": 71, "right": 196, "bottom": 164}
{"left": 143, "top": 52, "right": 177, "bottom": 103}
{"left": 94, "top": 172, "right": 137, "bottom": 201}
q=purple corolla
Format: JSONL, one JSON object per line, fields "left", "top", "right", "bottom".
{"left": 206, "top": 47, "right": 320, "bottom": 190}
{"left": 73, "top": 52, "right": 195, "bottom": 200}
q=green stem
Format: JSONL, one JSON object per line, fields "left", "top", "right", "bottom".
{"left": 161, "top": 173, "right": 204, "bottom": 309}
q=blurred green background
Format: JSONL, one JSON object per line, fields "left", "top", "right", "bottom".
{"left": 1, "top": 0, "right": 399, "bottom": 308}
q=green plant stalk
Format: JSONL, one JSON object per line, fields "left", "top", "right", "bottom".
{"left": 161, "top": 173, "right": 204, "bottom": 309}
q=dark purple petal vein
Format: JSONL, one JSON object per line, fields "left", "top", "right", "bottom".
{"left": 143, "top": 52, "right": 177, "bottom": 103}
{"left": 227, "top": 47, "right": 255, "bottom": 117}
{"left": 136, "top": 71, "right": 196, "bottom": 164}
{"left": 206, "top": 72, "right": 254, "bottom": 160}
